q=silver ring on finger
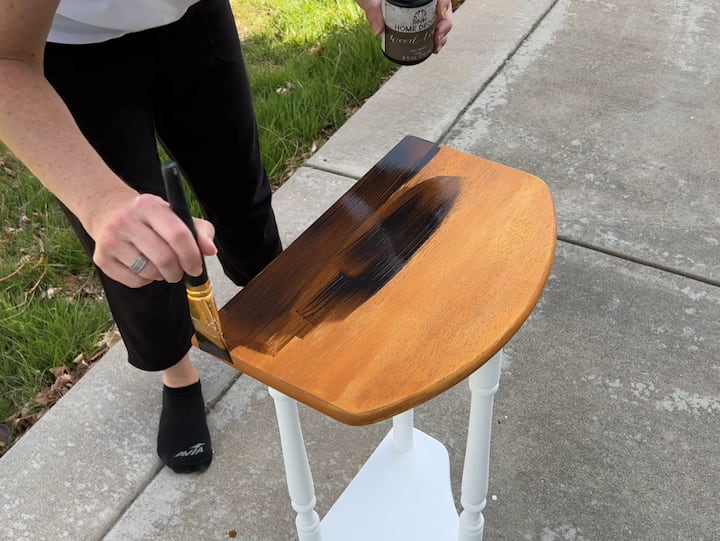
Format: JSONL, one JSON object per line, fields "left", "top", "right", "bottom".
{"left": 128, "top": 254, "right": 149, "bottom": 274}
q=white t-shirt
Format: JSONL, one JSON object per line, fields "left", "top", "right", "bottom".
{"left": 48, "top": 0, "right": 202, "bottom": 44}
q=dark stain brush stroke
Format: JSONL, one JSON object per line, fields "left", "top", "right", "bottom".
{"left": 221, "top": 136, "right": 450, "bottom": 355}
{"left": 298, "top": 176, "right": 461, "bottom": 326}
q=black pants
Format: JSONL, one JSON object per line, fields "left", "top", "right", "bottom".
{"left": 44, "top": 0, "right": 282, "bottom": 371}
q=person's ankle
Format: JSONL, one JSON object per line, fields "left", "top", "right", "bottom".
{"left": 162, "top": 354, "right": 200, "bottom": 388}
{"left": 162, "top": 372, "right": 199, "bottom": 388}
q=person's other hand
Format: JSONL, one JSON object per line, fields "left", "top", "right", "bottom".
{"left": 356, "top": 0, "right": 385, "bottom": 36}
{"left": 87, "top": 191, "right": 217, "bottom": 288}
{"left": 432, "top": 0, "right": 453, "bottom": 53}
{"left": 356, "top": 0, "right": 453, "bottom": 54}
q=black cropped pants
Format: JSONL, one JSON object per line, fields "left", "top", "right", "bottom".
{"left": 44, "top": 0, "right": 282, "bottom": 371}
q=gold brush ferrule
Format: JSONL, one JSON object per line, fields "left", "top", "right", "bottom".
{"left": 186, "top": 282, "right": 230, "bottom": 353}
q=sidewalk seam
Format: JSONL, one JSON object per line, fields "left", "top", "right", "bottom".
{"left": 559, "top": 235, "right": 720, "bottom": 288}
{"left": 438, "top": 0, "right": 563, "bottom": 146}
{"left": 205, "top": 370, "right": 244, "bottom": 410}
{"left": 98, "top": 370, "right": 244, "bottom": 540}
{"left": 97, "top": 462, "right": 166, "bottom": 540}
{"left": 302, "top": 163, "right": 361, "bottom": 181}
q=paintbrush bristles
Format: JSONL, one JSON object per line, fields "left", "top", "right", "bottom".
{"left": 186, "top": 282, "right": 230, "bottom": 355}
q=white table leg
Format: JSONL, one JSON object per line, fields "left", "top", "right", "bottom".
{"left": 392, "top": 409, "right": 414, "bottom": 452}
{"left": 269, "top": 387, "right": 323, "bottom": 541}
{"left": 458, "top": 349, "right": 503, "bottom": 541}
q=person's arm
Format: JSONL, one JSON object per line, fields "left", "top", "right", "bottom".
{"left": 0, "top": 0, "right": 215, "bottom": 288}
{"left": 357, "top": 0, "right": 453, "bottom": 53}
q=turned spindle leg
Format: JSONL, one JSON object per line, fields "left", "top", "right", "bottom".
{"left": 458, "top": 349, "right": 503, "bottom": 541}
{"left": 268, "top": 387, "right": 323, "bottom": 541}
{"left": 392, "top": 409, "right": 414, "bottom": 452}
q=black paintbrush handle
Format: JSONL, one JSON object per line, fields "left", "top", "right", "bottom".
{"left": 161, "top": 162, "right": 208, "bottom": 287}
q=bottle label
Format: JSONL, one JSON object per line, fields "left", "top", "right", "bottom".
{"left": 382, "top": 0, "right": 437, "bottom": 64}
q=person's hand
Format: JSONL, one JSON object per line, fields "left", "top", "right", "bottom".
{"left": 87, "top": 189, "right": 217, "bottom": 288}
{"left": 432, "top": 0, "right": 453, "bottom": 53}
{"left": 356, "top": 0, "right": 453, "bottom": 54}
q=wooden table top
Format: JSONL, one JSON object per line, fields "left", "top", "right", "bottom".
{"left": 215, "top": 136, "right": 556, "bottom": 425}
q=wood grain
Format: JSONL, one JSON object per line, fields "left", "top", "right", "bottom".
{"left": 214, "top": 136, "right": 556, "bottom": 425}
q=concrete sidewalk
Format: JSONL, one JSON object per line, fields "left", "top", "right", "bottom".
{"left": 2, "top": 0, "right": 719, "bottom": 539}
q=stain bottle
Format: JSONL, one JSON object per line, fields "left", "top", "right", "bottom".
{"left": 381, "top": 0, "right": 437, "bottom": 65}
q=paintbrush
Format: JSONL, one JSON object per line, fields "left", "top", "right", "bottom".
{"left": 161, "top": 162, "right": 232, "bottom": 363}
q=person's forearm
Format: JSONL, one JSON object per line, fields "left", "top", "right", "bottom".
{"left": 0, "top": 1, "right": 215, "bottom": 289}
{"left": 0, "top": 58, "right": 136, "bottom": 238}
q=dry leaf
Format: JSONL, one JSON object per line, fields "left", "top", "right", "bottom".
{"left": 275, "top": 81, "right": 296, "bottom": 95}
{"left": 32, "top": 389, "right": 53, "bottom": 406}
{"left": 345, "top": 104, "right": 361, "bottom": 118}
{"left": 50, "top": 365, "right": 68, "bottom": 378}
{"left": 0, "top": 424, "right": 11, "bottom": 447}
{"left": 98, "top": 326, "right": 121, "bottom": 350}
{"left": 55, "top": 374, "right": 73, "bottom": 388}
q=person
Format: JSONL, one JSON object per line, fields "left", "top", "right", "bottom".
{"left": 0, "top": 0, "right": 453, "bottom": 473}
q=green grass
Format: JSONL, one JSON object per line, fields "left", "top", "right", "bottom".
{"left": 0, "top": 147, "right": 111, "bottom": 426}
{"left": 0, "top": 0, "right": 393, "bottom": 446}
{"left": 233, "top": 0, "right": 392, "bottom": 183}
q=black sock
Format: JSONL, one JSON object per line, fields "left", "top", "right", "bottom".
{"left": 157, "top": 380, "right": 213, "bottom": 473}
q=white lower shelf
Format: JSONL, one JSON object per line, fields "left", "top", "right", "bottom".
{"left": 320, "top": 428, "right": 459, "bottom": 540}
